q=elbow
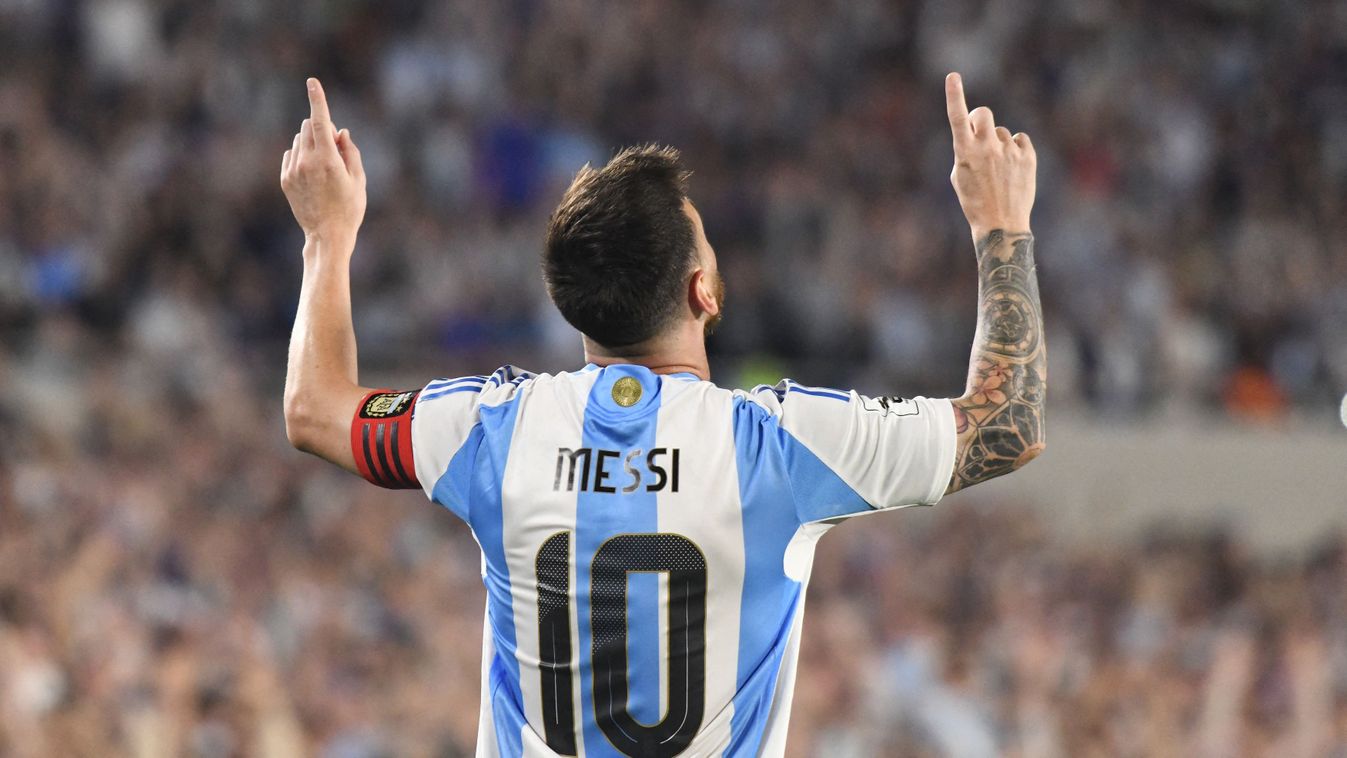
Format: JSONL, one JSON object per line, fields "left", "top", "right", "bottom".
{"left": 1014, "top": 410, "right": 1047, "bottom": 469}
{"left": 1014, "top": 400, "right": 1048, "bottom": 470}
{"left": 283, "top": 394, "right": 319, "bottom": 453}
{"left": 1016, "top": 438, "right": 1046, "bottom": 469}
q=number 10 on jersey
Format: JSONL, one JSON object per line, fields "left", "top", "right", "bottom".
{"left": 535, "top": 531, "right": 708, "bottom": 756}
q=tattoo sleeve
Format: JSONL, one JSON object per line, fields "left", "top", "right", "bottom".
{"left": 946, "top": 230, "right": 1046, "bottom": 494}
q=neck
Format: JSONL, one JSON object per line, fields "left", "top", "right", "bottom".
{"left": 583, "top": 324, "right": 710, "bottom": 381}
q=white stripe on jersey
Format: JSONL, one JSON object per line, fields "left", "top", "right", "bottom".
{"left": 506, "top": 371, "right": 600, "bottom": 749}
{"left": 653, "top": 379, "right": 745, "bottom": 755}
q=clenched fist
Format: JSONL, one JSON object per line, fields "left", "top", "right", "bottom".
{"left": 945, "top": 73, "right": 1036, "bottom": 237}
{"left": 281, "top": 78, "right": 366, "bottom": 247}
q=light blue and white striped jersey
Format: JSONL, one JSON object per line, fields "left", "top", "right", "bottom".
{"left": 405, "top": 363, "right": 955, "bottom": 757}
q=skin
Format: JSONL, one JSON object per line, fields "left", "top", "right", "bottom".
{"left": 942, "top": 72, "right": 1046, "bottom": 493}
{"left": 280, "top": 78, "right": 369, "bottom": 473}
{"left": 282, "top": 73, "right": 1044, "bottom": 494}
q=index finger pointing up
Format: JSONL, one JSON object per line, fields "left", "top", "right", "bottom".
{"left": 307, "top": 77, "right": 332, "bottom": 126}
{"left": 946, "top": 72, "right": 972, "bottom": 147}
{"left": 306, "top": 77, "right": 338, "bottom": 154}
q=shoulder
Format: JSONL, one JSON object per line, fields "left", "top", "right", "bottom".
{"left": 464, "top": 366, "right": 612, "bottom": 430}
{"left": 478, "top": 364, "right": 538, "bottom": 406}
{"left": 733, "top": 378, "right": 856, "bottom": 418}
{"left": 416, "top": 364, "right": 541, "bottom": 412}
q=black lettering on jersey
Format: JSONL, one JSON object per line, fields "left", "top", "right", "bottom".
{"left": 646, "top": 448, "right": 668, "bottom": 492}
{"left": 622, "top": 450, "right": 642, "bottom": 493}
{"left": 671, "top": 448, "right": 680, "bottom": 492}
{"left": 554, "top": 447, "right": 681, "bottom": 494}
{"left": 593, "top": 450, "right": 619, "bottom": 493}
{"left": 554, "top": 448, "right": 593, "bottom": 492}
{"left": 860, "top": 395, "right": 921, "bottom": 416}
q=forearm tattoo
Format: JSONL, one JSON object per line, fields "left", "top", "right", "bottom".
{"left": 947, "top": 230, "right": 1046, "bottom": 493}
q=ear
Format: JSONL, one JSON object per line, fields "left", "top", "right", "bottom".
{"left": 688, "top": 268, "right": 720, "bottom": 321}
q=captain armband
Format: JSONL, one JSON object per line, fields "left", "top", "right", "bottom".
{"left": 350, "top": 390, "right": 420, "bottom": 489}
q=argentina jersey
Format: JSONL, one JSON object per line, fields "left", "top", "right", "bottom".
{"left": 356, "top": 363, "right": 955, "bottom": 757}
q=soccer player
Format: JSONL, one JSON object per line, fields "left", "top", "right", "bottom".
{"left": 281, "top": 73, "right": 1044, "bottom": 757}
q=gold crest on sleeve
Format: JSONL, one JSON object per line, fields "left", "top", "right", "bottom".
{"left": 362, "top": 391, "right": 415, "bottom": 418}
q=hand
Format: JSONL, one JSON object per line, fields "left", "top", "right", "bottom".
{"left": 281, "top": 78, "right": 366, "bottom": 246}
{"left": 945, "top": 72, "right": 1036, "bottom": 236}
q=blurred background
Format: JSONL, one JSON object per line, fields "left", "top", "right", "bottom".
{"left": 1, "top": 0, "right": 1346, "bottom": 755}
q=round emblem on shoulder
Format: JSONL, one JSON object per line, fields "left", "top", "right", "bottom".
{"left": 612, "top": 377, "right": 643, "bottom": 407}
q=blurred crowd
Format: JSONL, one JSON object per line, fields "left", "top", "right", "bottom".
{"left": 2, "top": 0, "right": 1346, "bottom": 755}
{"left": 6, "top": 450, "right": 1347, "bottom": 756}
{"left": 799, "top": 509, "right": 1347, "bottom": 757}
{"left": 2, "top": 0, "right": 1346, "bottom": 417}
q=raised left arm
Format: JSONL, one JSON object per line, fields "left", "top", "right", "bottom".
{"left": 940, "top": 73, "right": 1046, "bottom": 495}
{"left": 947, "top": 229, "right": 1046, "bottom": 493}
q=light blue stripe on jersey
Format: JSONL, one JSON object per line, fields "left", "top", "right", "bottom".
{"left": 575, "top": 365, "right": 662, "bottom": 757}
{"left": 777, "top": 426, "right": 872, "bottom": 523}
{"left": 425, "top": 376, "right": 487, "bottom": 394}
{"left": 471, "top": 396, "right": 527, "bottom": 756}
{"left": 784, "top": 380, "right": 850, "bottom": 402}
{"left": 422, "top": 377, "right": 487, "bottom": 403}
{"left": 420, "top": 385, "right": 487, "bottom": 403}
{"left": 727, "top": 397, "right": 806, "bottom": 755}
{"left": 432, "top": 425, "right": 484, "bottom": 522}
{"left": 490, "top": 654, "right": 525, "bottom": 756}
{"left": 485, "top": 366, "right": 515, "bottom": 389}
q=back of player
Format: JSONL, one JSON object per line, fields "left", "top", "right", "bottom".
{"left": 357, "top": 362, "right": 953, "bottom": 757}
{"left": 283, "top": 76, "right": 1042, "bottom": 758}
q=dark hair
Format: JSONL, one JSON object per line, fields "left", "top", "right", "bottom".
{"left": 543, "top": 144, "right": 696, "bottom": 348}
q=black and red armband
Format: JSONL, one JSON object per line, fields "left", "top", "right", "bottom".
{"left": 351, "top": 390, "right": 420, "bottom": 489}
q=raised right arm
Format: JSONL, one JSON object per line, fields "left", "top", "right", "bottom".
{"left": 280, "top": 78, "right": 373, "bottom": 473}
{"left": 941, "top": 73, "right": 1046, "bottom": 494}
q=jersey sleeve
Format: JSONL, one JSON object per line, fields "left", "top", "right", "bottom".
{"left": 349, "top": 375, "right": 491, "bottom": 503}
{"left": 746, "top": 380, "right": 957, "bottom": 523}
{"left": 408, "top": 375, "right": 493, "bottom": 506}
